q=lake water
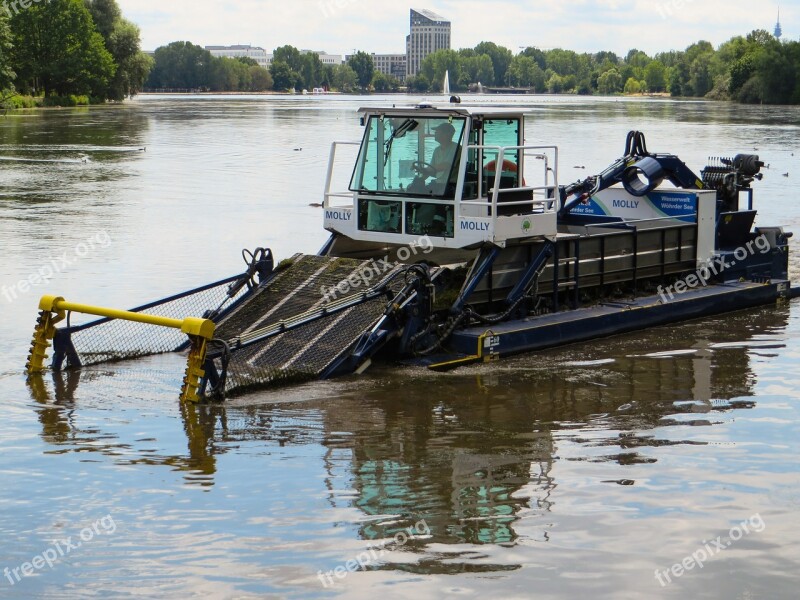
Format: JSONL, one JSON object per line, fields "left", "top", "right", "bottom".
{"left": 1, "top": 94, "right": 799, "bottom": 599}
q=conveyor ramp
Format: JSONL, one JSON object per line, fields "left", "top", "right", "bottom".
{"left": 211, "top": 254, "right": 411, "bottom": 395}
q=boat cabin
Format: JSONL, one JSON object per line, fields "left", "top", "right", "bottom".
{"left": 323, "top": 104, "right": 559, "bottom": 249}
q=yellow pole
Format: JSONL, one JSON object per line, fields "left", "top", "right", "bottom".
{"left": 54, "top": 300, "right": 185, "bottom": 329}
{"left": 26, "top": 295, "right": 216, "bottom": 402}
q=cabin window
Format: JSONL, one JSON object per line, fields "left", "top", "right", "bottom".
{"left": 482, "top": 119, "right": 521, "bottom": 191}
{"left": 357, "top": 199, "right": 402, "bottom": 233}
{"left": 405, "top": 201, "right": 454, "bottom": 237}
{"left": 350, "top": 116, "right": 467, "bottom": 201}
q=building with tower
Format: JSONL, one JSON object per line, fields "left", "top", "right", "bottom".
{"left": 405, "top": 9, "right": 451, "bottom": 79}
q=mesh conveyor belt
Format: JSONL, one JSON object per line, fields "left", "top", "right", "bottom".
{"left": 213, "top": 255, "right": 409, "bottom": 395}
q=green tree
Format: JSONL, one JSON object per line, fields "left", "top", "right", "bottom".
{"left": 372, "top": 71, "right": 400, "bottom": 92}
{"left": 147, "top": 41, "right": 212, "bottom": 89}
{"left": 248, "top": 66, "right": 272, "bottom": 91}
{"left": 750, "top": 41, "right": 795, "bottom": 104}
{"left": 625, "top": 49, "right": 651, "bottom": 69}
{"left": 84, "top": 0, "right": 150, "bottom": 99}
{"left": 729, "top": 54, "right": 756, "bottom": 96}
{"left": 270, "top": 46, "right": 303, "bottom": 89}
{"left": 461, "top": 54, "right": 494, "bottom": 87}
{"left": 669, "top": 65, "right": 683, "bottom": 96}
{"left": 347, "top": 51, "right": 374, "bottom": 89}
{"left": 506, "top": 55, "right": 544, "bottom": 89}
{"left": 420, "top": 49, "right": 462, "bottom": 91}
{"left": 545, "top": 48, "right": 581, "bottom": 75}
{"left": 300, "top": 52, "right": 323, "bottom": 89}
{"left": 724, "top": 31, "right": 787, "bottom": 103}
{"left": 0, "top": 12, "right": 14, "bottom": 96}
{"left": 405, "top": 74, "right": 429, "bottom": 93}
{"left": 668, "top": 57, "right": 690, "bottom": 96}
{"left": 332, "top": 63, "right": 357, "bottom": 92}
{"left": 11, "top": 0, "right": 115, "bottom": 98}
{"left": 235, "top": 56, "right": 259, "bottom": 67}
{"left": 746, "top": 29, "right": 773, "bottom": 47}
{"left": 547, "top": 73, "right": 565, "bottom": 93}
{"left": 474, "top": 41, "right": 513, "bottom": 85}
{"left": 106, "top": 20, "right": 151, "bottom": 98}
{"left": 594, "top": 51, "right": 619, "bottom": 66}
{"left": 644, "top": 60, "right": 667, "bottom": 92}
{"left": 689, "top": 55, "right": 713, "bottom": 96}
{"left": 654, "top": 50, "right": 682, "bottom": 68}
{"left": 270, "top": 60, "right": 299, "bottom": 91}
{"left": 521, "top": 47, "right": 547, "bottom": 70}
{"left": 623, "top": 77, "right": 641, "bottom": 94}
{"left": 210, "top": 56, "right": 252, "bottom": 91}
{"left": 83, "top": 0, "right": 119, "bottom": 38}
{"left": 273, "top": 45, "right": 304, "bottom": 72}
{"left": 715, "top": 36, "right": 749, "bottom": 66}
{"left": 597, "top": 68, "right": 622, "bottom": 95}
{"left": 320, "top": 64, "right": 335, "bottom": 89}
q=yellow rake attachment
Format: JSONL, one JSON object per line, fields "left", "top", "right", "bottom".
{"left": 26, "top": 295, "right": 215, "bottom": 402}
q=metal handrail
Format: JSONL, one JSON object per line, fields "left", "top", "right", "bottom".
{"left": 323, "top": 141, "right": 360, "bottom": 209}
{"left": 464, "top": 144, "right": 559, "bottom": 220}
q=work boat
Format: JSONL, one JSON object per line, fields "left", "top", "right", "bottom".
{"left": 26, "top": 102, "right": 798, "bottom": 401}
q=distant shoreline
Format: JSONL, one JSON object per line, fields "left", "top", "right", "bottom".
{"left": 136, "top": 91, "right": 682, "bottom": 99}
{"left": 139, "top": 91, "right": 288, "bottom": 96}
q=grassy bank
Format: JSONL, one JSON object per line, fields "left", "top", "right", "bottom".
{"left": 2, "top": 94, "right": 94, "bottom": 110}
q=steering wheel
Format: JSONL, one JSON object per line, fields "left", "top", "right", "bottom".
{"left": 412, "top": 160, "right": 437, "bottom": 178}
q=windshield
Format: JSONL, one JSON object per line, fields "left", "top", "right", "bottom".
{"left": 349, "top": 115, "right": 467, "bottom": 199}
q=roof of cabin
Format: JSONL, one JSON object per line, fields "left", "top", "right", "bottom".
{"left": 357, "top": 103, "right": 528, "bottom": 119}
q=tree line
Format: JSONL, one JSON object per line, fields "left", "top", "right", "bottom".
{"left": 142, "top": 30, "right": 800, "bottom": 103}
{"left": 411, "top": 31, "right": 800, "bottom": 104}
{"left": 146, "top": 42, "right": 273, "bottom": 92}
{"left": 1, "top": 0, "right": 152, "bottom": 106}
{"left": 144, "top": 43, "right": 377, "bottom": 94}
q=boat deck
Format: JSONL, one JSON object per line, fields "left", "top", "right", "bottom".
{"left": 425, "top": 280, "right": 790, "bottom": 370}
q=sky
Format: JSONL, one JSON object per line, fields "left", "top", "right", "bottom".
{"left": 117, "top": 0, "right": 794, "bottom": 56}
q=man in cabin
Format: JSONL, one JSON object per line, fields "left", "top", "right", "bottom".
{"left": 406, "top": 121, "right": 459, "bottom": 235}
{"left": 430, "top": 122, "right": 458, "bottom": 194}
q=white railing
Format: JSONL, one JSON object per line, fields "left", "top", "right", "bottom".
{"left": 459, "top": 144, "right": 560, "bottom": 219}
{"left": 323, "top": 141, "right": 360, "bottom": 209}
